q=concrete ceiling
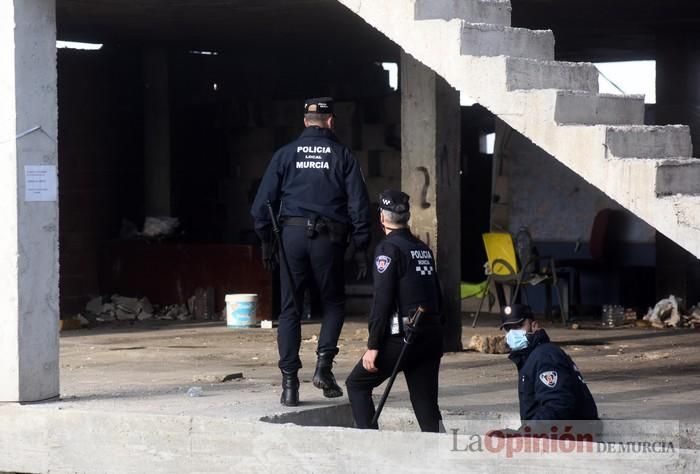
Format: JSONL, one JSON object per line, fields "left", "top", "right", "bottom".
{"left": 57, "top": 0, "right": 700, "bottom": 61}
{"left": 56, "top": 0, "right": 400, "bottom": 61}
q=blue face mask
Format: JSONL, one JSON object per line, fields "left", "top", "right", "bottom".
{"left": 506, "top": 329, "right": 529, "bottom": 351}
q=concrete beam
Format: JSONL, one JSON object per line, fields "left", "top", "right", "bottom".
{"left": 0, "top": 0, "right": 60, "bottom": 401}
{"left": 401, "top": 52, "right": 462, "bottom": 351}
{"left": 143, "top": 47, "right": 172, "bottom": 217}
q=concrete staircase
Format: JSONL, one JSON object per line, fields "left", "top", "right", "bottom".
{"left": 336, "top": 0, "right": 700, "bottom": 258}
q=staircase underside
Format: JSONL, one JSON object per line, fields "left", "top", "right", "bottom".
{"left": 337, "top": 0, "right": 700, "bottom": 258}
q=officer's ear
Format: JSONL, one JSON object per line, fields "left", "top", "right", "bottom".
{"left": 326, "top": 115, "right": 335, "bottom": 129}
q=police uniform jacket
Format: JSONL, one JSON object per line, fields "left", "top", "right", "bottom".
{"left": 509, "top": 329, "right": 599, "bottom": 421}
{"left": 250, "top": 127, "right": 370, "bottom": 250}
{"left": 367, "top": 228, "right": 442, "bottom": 350}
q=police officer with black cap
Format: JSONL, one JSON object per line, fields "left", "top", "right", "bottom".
{"left": 345, "top": 190, "right": 444, "bottom": 432}
{"left": 500, "top": 304, "right": 599, "bottom": 421}
{"left": 251, "top": 97, "right": 370, "bottom": 406}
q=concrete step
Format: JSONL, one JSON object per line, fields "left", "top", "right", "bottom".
{"left": 505, "top": 57, "right": 599, "bottom": 92}
{"left": 414, "top": 0, "right": 511, "bottom": 26}
{"left": 605, "top": 125, "right": 693, "bottom": 158}
{"left": 460, "top": 23, "right": 554, "bottom": 60}
{"left": 554, "top": 91, "right": 645, "bottom": 125}
{"left": 655, "top": 159, "right": 700, "bottom": 196}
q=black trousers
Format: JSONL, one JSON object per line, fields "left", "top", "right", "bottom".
{"left": 345, "top": 328, "right": 443, "bottom": 432}
{"left": 278, "top": 225, "right": 346, "bottom": 372}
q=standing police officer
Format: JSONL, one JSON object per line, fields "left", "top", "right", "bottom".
{"left": 345, "top": 190, "right": 444, "bottom": 432}
{"left": 251, "top": 97, "right": 370, "bottom": 406}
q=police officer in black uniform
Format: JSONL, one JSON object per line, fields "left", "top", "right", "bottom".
{"left": 500, "top": 304, "right": 599, "bottom": 421}
{"left": 251, "top": 97, "right": 370, "bottom": 406}
{"left": 345, "top": 190, "right": 444, "bottom": 432}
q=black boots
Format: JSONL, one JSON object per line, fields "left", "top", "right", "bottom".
{"left": 280, "top": 370, "right": 299, "bottom": 407}
{"left": 312, "top": 351, "right": 343, "bottom": 398}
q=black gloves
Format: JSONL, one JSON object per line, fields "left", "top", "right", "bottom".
{"left": 354, "top": 249, "right": 368, "bottom": 280}
{"left": 261, "top": 240, "right": 278, "bottom": 272}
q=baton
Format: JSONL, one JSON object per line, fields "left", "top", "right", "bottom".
{"left": 371, "top": 306, "right": 425, "bottom": 427}
{"left": 266, "top": 201, "right": 302, "bottom": 316}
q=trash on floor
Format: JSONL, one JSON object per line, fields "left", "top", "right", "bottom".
{"left": 467, "top": 334, "right": 508, "bottom": 354}
{"left": 643, "top": 295, "right": 700, "bottom": 328}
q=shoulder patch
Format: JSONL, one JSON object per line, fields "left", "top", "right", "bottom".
{"left": 539, "top": 371, "right": 558, "bottom": 388}
{"left": 375, "top": 255, "right": 391, "bottom": 273}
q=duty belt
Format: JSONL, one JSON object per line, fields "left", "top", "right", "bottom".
{"left": 282, "top": 216, "right": 348, "bottom": 241}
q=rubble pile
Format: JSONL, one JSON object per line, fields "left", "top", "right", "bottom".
{"left": 81, "top": 289, "right": 222, "bottom": 325}
{"left": 643, "top": 295, "right": 700, "bottom": 329}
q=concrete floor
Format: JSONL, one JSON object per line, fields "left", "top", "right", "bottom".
{"left": 51, "top": 314, "right": 700, "bottom": 422}
{"left": 3, "top": 314, "right": 700, "bottom": 473}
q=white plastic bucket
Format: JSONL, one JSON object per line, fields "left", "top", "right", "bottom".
{"left": 225, "top": 294, "right": 258, "bottom": 328}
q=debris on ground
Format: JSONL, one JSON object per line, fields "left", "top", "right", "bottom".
{"left": 467, "top": 335, "right": 508, "bottom": 354}
{"left": 643, "top": 295, "right": 700, "bottom": 328}
{"left": 84, "top": 294, "right": 192, "bottom": 323}
{"left": 192, "top": 372, "right": 244, "bottom": 384}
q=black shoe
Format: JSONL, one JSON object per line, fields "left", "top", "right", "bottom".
{"left": 280, "top": 370, "right": 299, "bottom": 407}
{"left": 312, "top": 351, "right": 343, "bottom": 398}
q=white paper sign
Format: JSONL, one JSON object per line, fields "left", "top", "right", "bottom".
{"left": 25, "top": 165, "right": 57, "bottom": 202}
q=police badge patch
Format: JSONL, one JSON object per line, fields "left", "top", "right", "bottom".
{"left": 539, "top": 371, "right": 558, "bottom": 388}
{"left": 375, "top": 255, "right": 391, "bottom": 273}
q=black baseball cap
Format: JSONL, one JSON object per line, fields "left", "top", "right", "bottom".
{"left": 499, "top": 304, "right": 534, "bottom": 329}
{"left": 378, "top": 189, "right": 410, "bottom": 213}
{"left": 304, "top": 97, "right": 334, "bottom": 115}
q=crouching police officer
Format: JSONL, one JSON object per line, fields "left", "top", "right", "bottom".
{"left": 345, "top": 190, "right": 444, "bottom": 432}
{"left": 500, "top": 304, "right": 599, "bottom": 422}
{"left": 251, "top": 97, "right": 370, "bottom": 406}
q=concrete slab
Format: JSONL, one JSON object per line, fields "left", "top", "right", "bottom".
{"left": 2, "top": 318, "right": 700, "bottom": 471}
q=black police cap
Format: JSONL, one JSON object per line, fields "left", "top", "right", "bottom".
{"left": 304, "top": 97, "right": 334, "bottom": 115}
{"left": 499, "top": 303, "right": 534, "bottom": 329}
{"left": 378, "top": 189, "right": 410, "bottom": 213}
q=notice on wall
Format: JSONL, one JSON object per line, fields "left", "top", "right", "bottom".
{"left": 24, "top": 165, "right": 57, "bottom": 202}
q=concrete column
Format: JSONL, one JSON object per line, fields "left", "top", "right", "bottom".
{"left": 0, "top": 0, "right": 60, "bottom": 401}
{"left": 143, "top": 47, "right": 171, "bottom": 216}
{"left": 655, "top": 33, "right": 700, "bottom": 304}
{"left": 401, "top": 52, "right": 462, "bottom": 351}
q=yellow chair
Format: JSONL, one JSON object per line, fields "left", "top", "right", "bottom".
{"left": 472, "top": 232, "right": 568, "bottom": 327}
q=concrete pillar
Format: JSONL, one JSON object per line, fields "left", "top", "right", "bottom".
{"left": 143, "top": 48, "right": 171, "bottom": 216}
{"left": 0, "top": 0, "right": 60, "bottom": 401}
{"left": 401, "top": 52, "right": 462, "bottom": 351}
{"left": 655, "top": 33, "right": 700, "bottom": 304}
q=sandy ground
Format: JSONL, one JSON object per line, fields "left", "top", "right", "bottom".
{"left": 56, "top": 313, "right": 700, "bottom": 423}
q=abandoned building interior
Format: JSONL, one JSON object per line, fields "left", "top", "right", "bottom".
{"left": 54, "top": 0, "right": 700, "bottom": 328}
{"left": 3, "top": 0, "right": 700, "bottom": 408}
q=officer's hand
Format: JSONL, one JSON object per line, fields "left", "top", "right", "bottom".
{"left": 261, "top": 241, "right": 278, "bottom": 272}
{"left": 354, "top": 249, "right": 368, "bottom": 280}
{"left": 362, "top": 349, "right": 379, "bottom": 373}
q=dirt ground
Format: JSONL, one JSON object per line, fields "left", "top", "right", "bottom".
{"left": 57, "top": 313, "right": 700, "bottom": 423}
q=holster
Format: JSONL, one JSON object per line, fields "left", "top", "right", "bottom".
{"left": 283, "top": 216, "right": 348, "bottom": 243}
